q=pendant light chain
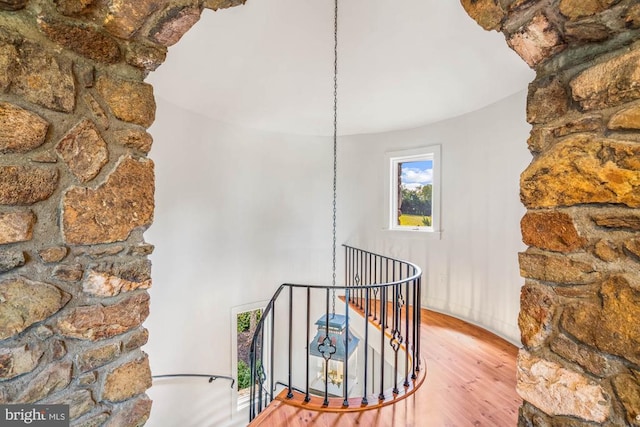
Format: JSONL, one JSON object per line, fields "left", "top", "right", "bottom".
{"left": 331, "top": 0, "right": 338, "bottom": 316}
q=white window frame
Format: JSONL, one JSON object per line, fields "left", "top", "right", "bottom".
{"left": 231, "top": 301, "right": 268, "bottom": 417}
{"left": 385, "top": 145, "right": 441, "bottom": 236}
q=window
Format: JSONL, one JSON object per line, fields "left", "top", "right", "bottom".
{"left": 231, "top": 302, "right": 267, "bottom": 414}
{"left": 386, "top": 145, "right": 440, "bottom": 234}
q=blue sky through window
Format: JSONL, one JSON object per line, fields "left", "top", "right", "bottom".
{"left": 400, "top": 160, "right": 433, "bottom": 191}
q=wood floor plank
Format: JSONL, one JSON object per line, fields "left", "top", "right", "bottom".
{"left": 249, "top": 309, "right": 521, "bottom": 426}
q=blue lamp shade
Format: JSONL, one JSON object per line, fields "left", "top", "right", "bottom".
{"left": 309, "top": 314, "right": 360, "bottom": 361}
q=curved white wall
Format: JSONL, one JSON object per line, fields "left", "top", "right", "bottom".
{"left": 144, "top": 90, "right": 530, "bottom": 426}
{"left": 338, "top": 90, "right": 530, "bottom": 344}
{"left": 145, "top": 97, "right": 334, "bottom": 426}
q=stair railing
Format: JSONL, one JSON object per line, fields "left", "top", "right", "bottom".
{"left": 248, "top": 245, "right": 422, "bottom": 421}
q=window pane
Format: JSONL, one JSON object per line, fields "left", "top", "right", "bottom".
{"left": 398, "top": 160, "right": 433, "bottom": 227}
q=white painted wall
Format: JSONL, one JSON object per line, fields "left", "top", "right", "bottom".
{"left": 338, "top": 90, "right": 531, "bottom": 344}
{"left": 144, "top": 97, "right": 333, "bottom": 427}
{"left": 144, "top": 90, "right": 530, "bottom": 426}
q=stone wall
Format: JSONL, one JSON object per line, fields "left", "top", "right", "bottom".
{"left": 1, "top": 0, "right": 638, "bottom": 425}
{"left": 0, "top": 0, "right": 243, "bottom": 425}
{"left": 462, "top": 0, "right": 640, "bottom": 425}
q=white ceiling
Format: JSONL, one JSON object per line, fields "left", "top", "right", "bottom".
{"left": 147, "top": 0, "right": 534, "bottom": 136}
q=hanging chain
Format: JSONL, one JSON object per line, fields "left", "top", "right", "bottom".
{"left": 331, "top": 0, "right": 338, "bottom": 317}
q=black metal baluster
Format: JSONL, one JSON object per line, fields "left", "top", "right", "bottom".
{"left": 305, "top": 287, "right": 311, "bottom": 402}
{"left": 287, "top": 286, "right": 293, "bottom": 398}
{"left": 343, "top": 288, "right": 350, "bottom": 407}
{"left": 416, "top": 276, "right": 422, "bottom": 372}
{"left": 392, "top": 280, "right": 399, "bottom": 395}
{"left": 258, "top": 328, "right": 264, "bottom": 413}
{"left": 270, "top": 308, "right": 275, "bottom": 404}
{"left": 373, "top": 255, "right": 379, "bottom": 321}
{"left": 324, "top": 288, "right": 330, "bottom": 406}
{"left": 362, "top": 286, "right": 370, "bottom": 406}
{"left": 379, "top": 285, "right": 386, "bottom": 401}
{"left": 404, "top": 279, "right": 410, "bottom": 387}
{"left": 249, "top": 346, "right": 255, "bottom": 419}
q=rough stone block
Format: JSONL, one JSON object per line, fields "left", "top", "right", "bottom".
{"left": 82, "top": 93, "right": 109, "bottom": 129}
{"left": 559, "top": 0, "right": 618, "bottom": 20}
{"left": 0, "top": 344, "right": 43, "bottom": 381}
{"left": 527, "top": 78, "right": 568, "bottom": 124}
{"left": 593, "top": 239, "right": 620, "bottom": 262}
{"left": 565, "top": 21, "right": 611, "bottom": 43}
{"left": 124, "top": 42, "right": 167, "bottom": 72}
{"left": 76, "top": 342, "right": 120, "bottom": 372}
{"left": 56, "top": 292, "right": 149, "bottom": 340}
{"left": 552, "top": 115, "right": 601, "bottom": 137}
{"left": 519, "top": 251, "right": 600, "bottom": 284}
{"left": 0, "top": 42, "right": 17, "bottom": 92}
{"left": 204, "top": 0, "right": 246, "bottom": 11}
{"left": 526, "top": 127, "right": 552, "bottom": 155}
{"left": 52, "top": 263, "right": 84, "bottom": 282}
{"left": 104, "top": 0, "right": 164, "bottom": 40}
{"left": 104, "top": 394, "right": 151, "bottom": 427}
{"left": 73, "top": 412, "right": 109, "bottom": 427}
{"left": 0, "top": 102, "right": 49, "bottom": 154}
{"left": 127, "top": 244, "right": 154, "bottom": 257}
{"left": 0, "top": 278, "right": 68, "bottom": 340}
{"left": 11, "top": 41, "right": 75, "bottom": 113}
{"left": 626, "top": 4, "right": 640, "bottom": 28}
{"left": 102, "top": 354, "right": 151, "bottom": 402}
{"left": 55, "top": 0, "right": 95, "bottom": 16}
{"left": 592, "top": 212, "right": 640, "bottom": 230}
{"left": 521, "top": 211, "right": 586, "bottom": 252}
{"left": 56, "top": 120, "right": 109, "bottom": 183}
{"left": 114, "top": 129, "right": 153, "bottom": 153}
{"left": 38, "top": 246, "right": 69, "bottom": 263}
{"left": 63, "top": 156, "right": 154, "bottom": 245}
{"left": 507, "top": 14, "right": 565, "bottom": 68}
{"left": 561, "top": 276, "right": 640, "bottom": 365}
{"left": 521, "top": 135, "right": 640, "bottom": 208}
{"left": 77, "top": 245, "right": 125, "bottom": 259}
{"left": 609, "top": 104, "right": 640, "bottom": 130}
{"left": 624, "top": 238, "right": 640, "bottom": 261}
{"left": 30, "top": 151, "right": 58, "bottom": 164}
{"left": 96, "top": 76, "right": 155, "bottom": 127}
{"left": 519, "top": 282, "right": 556, "bottom": 348}
{"left": 38, "top": 18, "right": 121, "bottom": 64}
{"left": 78, "top": 371, "right": 97, "bottom": 386}
{"left": 550, "top": 334, "right": 627, "bottom": 378}
{"left": 42, "top": 389, "right": 95, "bottom": 420}
{"left": 0, "top": 166, "right": 59, "bottom": 206}
{"left": 571, "top": 49, "right": 640, "bottom": 111}
{"left": 52, "top": 340, "right": 67, "bottom": 360}
{"left": 0, "top": 211, "right": 35, "bottom": 244}
{"left": 516, "top": 350, "right": 610, "bottom": 423}
{"left": 83, "top": 259, "right": 151, "bottom": 297}
{"left": 149, "top": 6, "right": 202, "bottom": 47}
{"left": 15, "top": 360, "right": 73, "bottom": 403}
{"left": 459, "top": 0, "right": 505, "bottom": 31}
{"left": 0, "top": 0, "right": 27, "bottom": 11}
{"left": 0, "top": 250, "right": 25, "bottom": 273}
{"left": 121, "top": 328, "right": 148, "bottom": 352}
{"left": 612, "top": 374, "right": 640, "bottom": 426}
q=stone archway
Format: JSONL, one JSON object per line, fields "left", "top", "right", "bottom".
{"left": 0, "top": 0, "right": 638, "bottom": 425}
{"left": 463, "top": 0, "right": 640, "bottom": 425}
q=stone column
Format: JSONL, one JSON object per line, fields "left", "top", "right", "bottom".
{"left": 0, "top": 0, "right": 243, "bottom": 425}
{"left": 462, "top": 0, "right": 640, "bottom": 425}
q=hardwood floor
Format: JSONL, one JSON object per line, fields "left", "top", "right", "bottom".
{"left": 249, "top": 308, "right": 521, "bottom": 426}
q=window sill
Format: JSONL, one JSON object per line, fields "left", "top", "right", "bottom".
{"left": 384, "top": 228, "right": 442, "bottom": 239}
